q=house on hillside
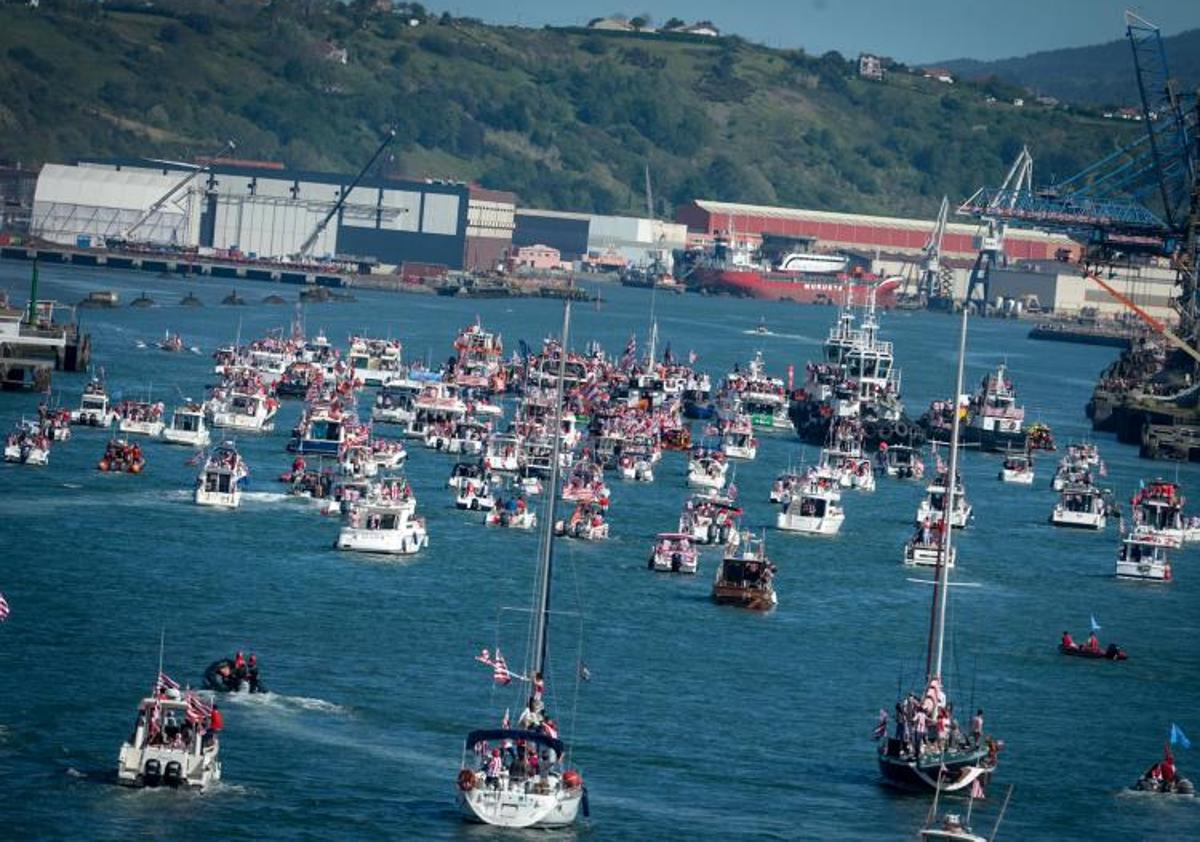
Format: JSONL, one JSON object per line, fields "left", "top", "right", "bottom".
{"left": 665, "top": 20, "right": 720, "bottom": 37}
{"left": 858, "top": 53, "right": 884, "bottom": 81}
{"left": 922, "top": 67, "right": 954, "bottom": 84}
{"left": 314, "top": 40, "right": 348, "bottom": 65}
{"left": 586, "top": 17, "right": 635, "bottom": 32}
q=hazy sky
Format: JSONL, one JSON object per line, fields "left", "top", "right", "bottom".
{"left": 436, "top": 0, "right": 1197, "bottom": 64}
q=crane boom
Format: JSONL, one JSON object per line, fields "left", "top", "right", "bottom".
{"left": 294, "top": 128, "right": 397, "bottom": 260}
{"left": 1083, "top": 270, "right": 1200, "bottom": 365}
{"left": 123, "top": 139, "right": 236, "bottom": 241}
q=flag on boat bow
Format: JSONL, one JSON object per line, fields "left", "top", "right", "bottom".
{"left": 155, "top": 671, "right": 180, "bottom": 695}
{"left": 0, "top": 590, "right": 9, "bottom": 622}
{"left": 970, "top": 777, "right": 986, "bottom": 800}
{"left": 185, "top": 690, "right": 214, "bottom": 724}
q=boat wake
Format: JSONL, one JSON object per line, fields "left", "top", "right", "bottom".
{"left": 741, "top": 329, "right": 820, "bottom": 343}
{"left": 60, "top": 482, "right": 83, "bottom": 490}
{"left": 222, "top": 691, "right": 349, "bottom": 716}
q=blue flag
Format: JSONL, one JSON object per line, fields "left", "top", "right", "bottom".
{"left": 1090, "top": 615, "right": 1101, "bottom": 632}
{"left": 1171, "top": 723, "right": 1191, "bottom": 749}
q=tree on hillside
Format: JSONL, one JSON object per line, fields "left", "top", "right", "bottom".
{"left": 630, "top": 15, "right": 651, "bottom": 31}
{"left": 663, "top": 17, "right": 685, "bottom": 30}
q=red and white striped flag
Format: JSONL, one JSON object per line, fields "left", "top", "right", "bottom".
{"left": 0, "top": 591, "right": 9, "bottom": 622}
{"left": 147, "top": 697, "right": 162, "bottom": 741}
{"left": 970, "top": 777, "right": 986, "bottom": 800}
{"left": 156, "top": 671, "right": 180, "bottom": 695}
{"left": 185, "top": 690, "right": 213, "bottom": 724}
{"left": 492, "top": 651, "right": 512, "bottom": 685}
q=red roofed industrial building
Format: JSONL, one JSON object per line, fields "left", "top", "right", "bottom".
{"left": 675, "top": 199, "right": 1079, "bottom": 262}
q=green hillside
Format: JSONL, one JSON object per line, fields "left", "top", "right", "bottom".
{"left": 0, "top": 1, "right": 1143, "bottom": 219}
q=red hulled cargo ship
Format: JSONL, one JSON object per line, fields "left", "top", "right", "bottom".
{"left": 691, "top": 242, "right": 902, "bottom": 305}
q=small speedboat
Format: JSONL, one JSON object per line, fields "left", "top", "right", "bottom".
{"left": 484, "top": 501, "right": 536, "bottom": 529}
{"left": 98, "top": 439, "right": 145, "bottom": 473}
{"left": 116, "top": 678, "right": 221, "bottom": 789}
{"left": 649, "top": 532, "right": 698, "bottom": 573}
{"left": 555, "top": 502, "right": 609, "bottom": 541}
{"left": 456, "top": 478, "right": 496, "bottom": 511}
{"left": 998, "top": 452, "right": 1034, "bottom": 485}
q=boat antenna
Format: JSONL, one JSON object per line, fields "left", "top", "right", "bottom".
{"left": 156, "top": 626, "right": 165, "bottom": 691}
{"left": 531, "top": 297, "right": 572, "bottom": 678}
{"left": 929, "top": 303, "right": 969, "bottom": 682}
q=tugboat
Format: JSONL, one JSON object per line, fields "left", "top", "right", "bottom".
{"left": 964, "top": 363, "right": 1026, "bottom": 452}
{"left": 711, "top": 530, "right": 777, "bottom": 610}
{"left": 648, "top": 532, "right": 699, "bottom": 573}
{"left": 455, "top": 301, "right": 586, "bottom": 829}
{"left": 195, "top": 443, "right": 249, "bottom": 509}
{"left": 877, "top": 305, "right": 998, "bottom": 793}
{"left": 116, "top": 672, "right": 222, "bottom": 789}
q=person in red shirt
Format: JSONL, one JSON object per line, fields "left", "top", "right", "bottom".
{"left": 210, "top": 705, "right": 223, "bottom": 733}
{"left": 1085, "top": 632, "right": 1101, "bottom": 653}
{"left": 1061, "top": 631, "right": 1077, "bottom": 650}
{"left": 1163, "top": 746, "right": 1177, "bottom": 783}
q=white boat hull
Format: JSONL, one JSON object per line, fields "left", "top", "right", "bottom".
{"left": 195, "top": 488, "right": 241, "bottom": 509}
{"left": 458, "top": 781, "right": 583, "bottom": 828}
{"left": 1115, "top": 559, "right": 1171, "bottom": 581}
{"left": 1051, "top": 508, "right": 1106, "bottom": 529}
{"left": 904, "top": 543, "right": 956, "bottom": 568}
{"left": 116, "top": 743, "right": 221, "bottom": 790}
{"left": 916, "top": 502, "right": 971, "bottom": 529}
{"left": 999, "top": 468, "right": 1034, "bottom": 485}
{"left": 162, "top": 428, "right": 211, "bottom": 447}
{"left": 118, "top": 419, "right": 165, "bottom": 437}
{"left": 210, "top": 412, "right": 275, "bottom": 432}
{"left": 336, "top": 524, "right": 428, "bottom": 554}
{"left": 5, "top": 444, "right": 49, "bottom": 465}
{"left": 776, "top": 511, "right": 844, "bottom": 535}
{"left": 722, "top": 444, "right": 757, "bottom": 460}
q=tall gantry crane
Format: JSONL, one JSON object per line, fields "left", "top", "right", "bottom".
{"left": 961, "top": 147, "right": 1033, "bottom": 309}
{"left": 917, "top": 196, "right": 952, "bottom": 305}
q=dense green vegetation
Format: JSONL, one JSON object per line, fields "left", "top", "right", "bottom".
{"left": 942, "top": 28, "right": 1200, "bottom": 108}
{"left": 0, "top": 0, "right": 1144, "bottom": 218}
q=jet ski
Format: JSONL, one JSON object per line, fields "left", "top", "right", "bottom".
{"left": 203, "top": 656, "right": 267, "bottom": 693}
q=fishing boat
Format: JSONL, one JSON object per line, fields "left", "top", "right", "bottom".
{"left": 877, "top": 443, "right": 925, "bottom": 480}
{"left": 336, "top": 502, "right": 428, "bottom": 554}
{"left": 485, "top": 498, "right": 537, "bottom": 529}
{"left": 776, "top": 480, "right": 844, "bottom": 535}
{"left": 998, "top": 452, "right": 1034, "bottom": 485}
{"left": 915, "top": 472, "right": 972, "bottom": 529}
{"left": 962, "top": 363, "right": 1026, "bottom": 452}
{"left": 116, "top": 676, "right": 222, "bottom": 789}
{"left": 348, "top": 336, "right": 403, "bottom": 388}
{"left": 877, "top": 304, "right": 997, "bottom": 793}
{"left": 688, "top": 447, "right": 728, "bottom": 490}
{"left": 1050, "top": 484, "right": 1108, "bottom": 529}
{"left": 162, "top": 402, "right": 211, "bottom": 447}
{"left": 711, "top": 530, "right": 777, "bottom": 610}
{"left": 720, "top": 416, "right": 758, "bottom": 460}
{"left": 209, "top": 390, "right": 278, "bottom": 433}
{"left": 679, "top": 494, "right": 743, "bottom": 546}
{"left": 116, "top": 400, "right": 166, "bottom": 437}
{"left": 98, "top": 439, "right": 145, "bottom": 473}
{"left": 648, "top": 532, "right": 699, "bottom": 573}
{"left": 194, "top": 443, "right": 249, "bottom": 509}
{"left": 1131, "top": 480, "right": 1187, "bottom": 545}
{"left": 71, "top": 378, "right": 116, "bottom": 427}
{"left": 554, "top": 501, "right": 609, "bottom": 540}
{"left": 484, "top": 432, "right": 523, "bottom": 473}
{"left": 371, "top": 382, "right": 420, "bottom": 429}
{"left": 1115, "top": 528, "right": 1173, "bottom": 581}
{"left": 4, "top": 421, "right": 50, "bottom": 466}
{"left": 288, "top": 403, "right": 354, "bottom": 455}
{"left": 905, "top": 523, "right": 957, "bottom": 568}
{"left": 769, "top": 470, "right": 804, "bottom": 503}
{"left": 456, "top": 301, "right": 586, "bottom": 829}
{"left": 448, "top": 460, "right": 498, "bottom": 492}
{"left": 276, "top": 361, "right": 323, "bottom": 398}
{"left": 456, "top": 478, "right": 497, "bottom": 511}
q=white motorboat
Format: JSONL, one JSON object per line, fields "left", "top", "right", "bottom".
{"left": 116, "top": 400, "right": 166, "bottom": 437}
{"left": 339, "top": 444, "right": 380, "bottom": 479}
{"left": 162, "top": 403, "right": 211, "bottom": 447}
{"left": 998, "top": 452, "right": 1034, "bottom": 485}
{"left": 336, "top": 503, "right": 428, "bottom": 554}
{"left": 371, "top": 382, "right": 420, "bottom": 429}
{"left": 687, "top": 449, "right": 728, "bottom": 490}
{"left": 1131, "top": 480, "right": 1187, "bottom": 546}
{"left": 117, "top": 682, "right": 221, "bottom": 790}
{"left": 288, "top": 404, "right": 352, "bottom": 454}
{"left": 720, "top": 422, "right": 758, "bottom": 461}
{"left": 456, "top": 478, "right": 497, "bottom": 511}
{"left": 348, "top": 336, "right": 403, "bottom": 388}
{"left": 210, "top": 391, "right": 278, "bottom": 433}
{"left": 649, "top": 532, "right": 698, "bottom": 573}
{"left": 456, "top": 302, "right": 585, "bottom": 829}
{"left": 769, "top": 471, "right": 803, "bottom": 504}
{"left": 679, "top": 494, "right": 742, "bottom": 546}
{"left": 904, "top": 523, "right": 957, "bottom": 568}
{"left": 194, "top": 443, "right": 248, "bottom": 509}
{"left": 776, "top": 481, "right": 844, "bottom": 535}
{"left": 71, "top": 378, "right": 116, "bottom": 427}
{"left": 371, "top": 438, "right": 407, "bottom": 470}
{"left": 617, "top": 455, "right": 654, "bottom": 482}
{"left": 1116, "top": 528, "right": 1172, "bottom": 581}
{"left": 484, "top": 432, "right": 522, "bottom": 473}
{"left": 555, "top": 502, "right": 609, "bottom": 540}
{"left": 4, "top": 421, "right": 50, "bottom": 466}
{"left": 485, "top": 502, "right": 537, "bottom": 529}
{"left": 448, "top": 460, "right": 498, "bottom": 492}
{"left": 916, "top": 473, "right": 972, "bottom": 529}
{"left": 1050, "top": 484, "right": 1107, "bottom": 529}
{"left": 877, "top": 444, "right": 924, "bottom": 480}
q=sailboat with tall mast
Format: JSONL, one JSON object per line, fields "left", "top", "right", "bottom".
{"left": 455, "top": 300, "right": 586, "bottom": 828}
{"left": 876, "top": 305, "right": 999, "bottom": 792}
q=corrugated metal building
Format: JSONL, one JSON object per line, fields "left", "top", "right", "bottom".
{"left": 32, "top": 160, "right": 514, "bottom": 271}
{"left": 676, "top": 199, "right": 1078, "bottom": 262}
{"left": 514, "top": 209, "right": 687, "bottom": 264}
{"left": 990, "top": 259, "right": 1178, "bottom": 323}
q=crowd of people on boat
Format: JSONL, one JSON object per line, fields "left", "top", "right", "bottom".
{"left": 100, "top": 439, "right": 144, "bottom": 472}
{"left": 116, "top": 401, "right": 165, "bottom": 423}
{"left": 204, "top": 651, "right": 265, "bottom": 693}
{"left": 883, "top": 678, "right": 991, "bottom": 762}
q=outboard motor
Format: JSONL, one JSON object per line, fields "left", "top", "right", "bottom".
{"left": 143, "top": 758, "right": 163, "bottom": 787}
{"left": 163, "top": 760, "right": 184, "bottom": 788}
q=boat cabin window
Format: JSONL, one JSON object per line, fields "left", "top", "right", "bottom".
{"left": 175, "top": 413, "right": 200, "bottom": 431}
{"left": 205, "top": 470, "right": 233, "bottom": 493}
{"left": 82, "top": 395, "right": 107, "bottom": 409}
{"left": 311, "top": 419, "right": 342, "bottom": 441}
{"left": 797, "top": 496, "right": 827, "bottom": 517}
{"left": 721, "top": 559, "right": 771, "bottom": 586}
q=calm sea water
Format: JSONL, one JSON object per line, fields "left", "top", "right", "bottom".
{"left": 1, "top": 262, "right": 1198, "bottom": 841}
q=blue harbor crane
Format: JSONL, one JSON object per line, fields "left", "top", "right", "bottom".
{"left": 957, "top": 11, "right": 1197, "bottom": 331}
